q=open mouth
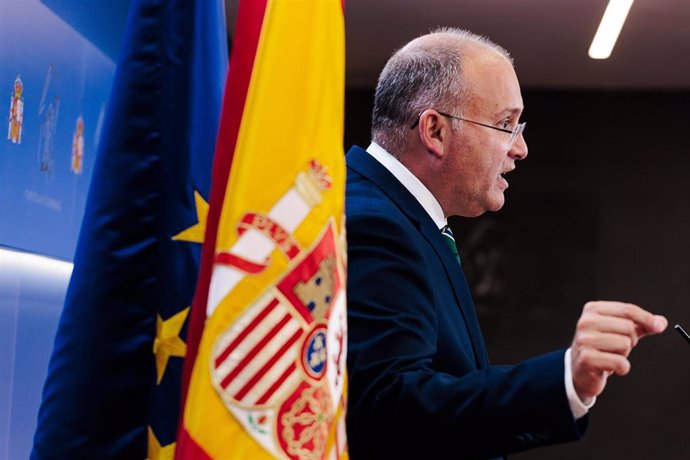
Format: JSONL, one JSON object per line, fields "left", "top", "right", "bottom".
{"left": 499, "top": 169, "right": 513, "bottom": 186}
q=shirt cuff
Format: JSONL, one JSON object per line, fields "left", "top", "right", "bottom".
{"left": 564, "top": 348, "right": 596, "bottom": 419}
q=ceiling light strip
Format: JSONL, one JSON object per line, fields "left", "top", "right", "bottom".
{"left": 588, "top": 0, "right": 635, "bottom": 59}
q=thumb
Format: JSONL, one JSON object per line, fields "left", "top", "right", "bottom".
{"left": 638, "top": 315, "right": 668, "bottom": 339}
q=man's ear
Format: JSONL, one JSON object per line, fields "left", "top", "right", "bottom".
{"left": 417, "top": 109, "right": 447, "bottom": 159}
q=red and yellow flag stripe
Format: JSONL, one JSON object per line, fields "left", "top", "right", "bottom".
{"left": 177, "top": 0, "right": 347, "bottom": 458}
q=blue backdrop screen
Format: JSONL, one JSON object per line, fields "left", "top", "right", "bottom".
{"left": 0, "top": 0, "right": 124, "bottom": 261}
{"left": 0, "top": 2, "right": 129, "bottom": 458}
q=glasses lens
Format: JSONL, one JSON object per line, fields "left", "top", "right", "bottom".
{"left": 507, "top": 122, "right": 525, "bottom": 150}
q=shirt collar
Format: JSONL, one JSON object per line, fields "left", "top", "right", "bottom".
{"left": 366, "top": 142, "right": 447, "bottom": 229}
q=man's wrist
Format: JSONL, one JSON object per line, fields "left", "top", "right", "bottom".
{"left": 564, "top": 348, "right": 596, "bottom": 419}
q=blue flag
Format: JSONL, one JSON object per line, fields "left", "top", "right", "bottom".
{"left": 31, "top": 0, "right": 228, "bottom": 458}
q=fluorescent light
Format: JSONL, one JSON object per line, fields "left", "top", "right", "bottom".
{"left": 588, "top": 0, "right": 634, "bottom": 59}
{"left": 0, "top": 247, "right": 73, "bottom": 279}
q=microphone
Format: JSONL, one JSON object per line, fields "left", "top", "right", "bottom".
{"left": 675, "top": 324, "right": 690, "bottom": 344}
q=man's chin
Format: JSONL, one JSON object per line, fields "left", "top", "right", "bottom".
{"left": 486, "top": 194, "right": 505, "bottom": 212}
{"left": 456, "top": 195, "right": 505, "bottom": 217}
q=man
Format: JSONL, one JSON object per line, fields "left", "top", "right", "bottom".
{"left": 345, "top": 28, "right": 668, "bottom": 459}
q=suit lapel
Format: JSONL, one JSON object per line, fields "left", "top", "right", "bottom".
{"left": 419, "top": 219, "right": 490, "bottom": 368}
{"left": 346, "top": 146, "right": 489, "bottom": 368}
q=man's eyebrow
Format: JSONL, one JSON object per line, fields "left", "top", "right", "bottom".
{"left": 493, "top": 107, "right": 523, "bottom": 118}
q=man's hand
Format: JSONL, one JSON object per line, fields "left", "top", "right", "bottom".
{"left": 570, "top": 301, "right": 667, "bottom": 403}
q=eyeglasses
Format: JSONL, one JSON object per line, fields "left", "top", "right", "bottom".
{"left": 410, "top": 110, "right": 526, "bottom": 151}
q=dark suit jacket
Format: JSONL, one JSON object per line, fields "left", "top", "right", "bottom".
{"left": 345, "top": 145, "right": 586, "bottom": 459}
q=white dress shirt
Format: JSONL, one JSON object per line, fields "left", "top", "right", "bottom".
{"left": 365, "top": 142, "right": 594, "bottom": 419}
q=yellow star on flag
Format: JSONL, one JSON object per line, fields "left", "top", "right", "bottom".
{"left": 147, "top": 426, "right": 176, "bottom": 460}
{"left": 153, "top": 307, "right": 189, "bottom": 384}
{"left": 172, "top": 190, "right": 209, "bottom": 244}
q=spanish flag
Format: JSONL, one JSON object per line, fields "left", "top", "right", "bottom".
{"left": 176, "top": 0, "right": 347, "bottom": 458}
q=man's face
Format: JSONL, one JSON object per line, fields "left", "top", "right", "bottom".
{"left": 443, "top": 52, "right": 528, "bottom": 217}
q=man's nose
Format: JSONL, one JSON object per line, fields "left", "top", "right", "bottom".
{"left": 509, "top": 133, "right": 528, "bottom": 160}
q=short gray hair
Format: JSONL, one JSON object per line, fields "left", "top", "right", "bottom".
{"left": 371, "top": 28, "right": 512, "bottom": 156}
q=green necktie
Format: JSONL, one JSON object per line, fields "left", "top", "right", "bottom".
{"left": 441, "top": 225, "right": 461, "bottom": 265}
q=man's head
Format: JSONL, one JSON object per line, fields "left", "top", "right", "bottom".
{"left": 371, "top": 28, "right": 528, "bottom": 218}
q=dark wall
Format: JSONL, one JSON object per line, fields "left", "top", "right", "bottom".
{"left": 345, "top": 89, "right": 690, "bottom": 459}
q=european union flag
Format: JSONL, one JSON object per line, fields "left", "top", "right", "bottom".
{"left": 31, "top": 0, "right": 228, "bottom": 458}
